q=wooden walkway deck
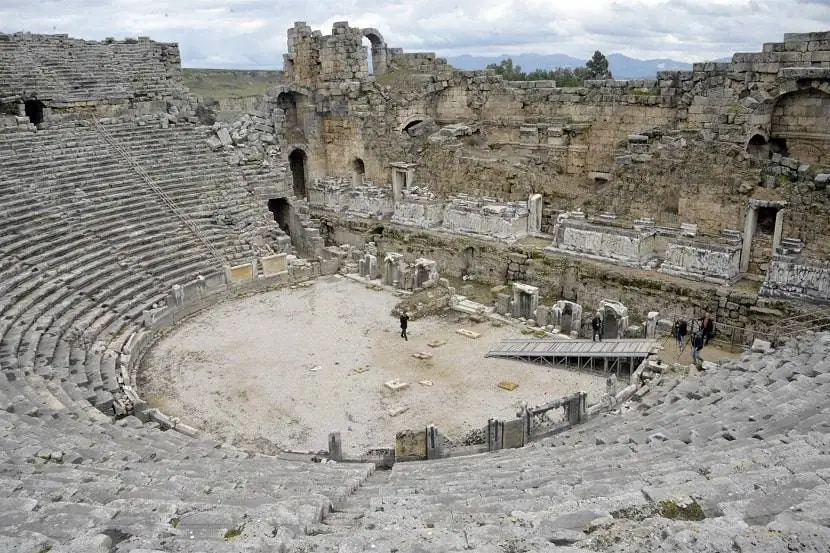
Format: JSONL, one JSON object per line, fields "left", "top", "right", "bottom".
{"left": 486, "top": 338, "right": 660, "bottom": 374}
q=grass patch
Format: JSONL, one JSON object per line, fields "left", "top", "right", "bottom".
{"left": 182, "top": 68, "right": 281, "bottom": 99}
{"left": 224, "top": 524, "right": 244, "bottom": 540}
{"left": 659, "top": 499, "right": 706, "bottom": 521}
{"left": 374, "top": 68, "right": 415, "bottom": 87}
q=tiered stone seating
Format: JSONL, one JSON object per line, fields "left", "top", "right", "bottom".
{"left": 0, "top": 120, "right": 282, "bottom": 419}
{"left": 0, "top": 33, "right": 185, "bottom": 102}
{"left": 304, "top": 333, "right": 830, "bottom": 552}
{"left": 0, "top": 409, "right": 374, "bottom": 550}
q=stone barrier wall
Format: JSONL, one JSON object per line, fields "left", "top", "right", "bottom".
{"left": 761, "top": 255, "right": 830, "bottom": 302}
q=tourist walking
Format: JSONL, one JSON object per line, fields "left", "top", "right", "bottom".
{"left": 700, "top": 313, "right": 715, "bottom": 345}
{"left": 591, "top": 313, "right": 602, "bottom": 342}
{"left": 691, "top": 332, "right": 704, "bottom": 365}
{"left": 674, "top": 318, "right": 688, "bottom": 351}
{"left": 399, "top": 311, "right": 409, "bottom": 341}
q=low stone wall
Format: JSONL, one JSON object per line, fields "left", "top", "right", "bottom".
{"left": 122, "top": 255, "right": 325, "bottom": 431}
{"left": 548, "top": 220, "right": 656, "bottom": 266}
{"left": 761, "top": 256, "right": 830, "bottom": 303}
{"left": 441, "top": 198, "right": 529, "bottom": 241}
{"left": 660, "top": 241, "right": 742, "bottom": 284}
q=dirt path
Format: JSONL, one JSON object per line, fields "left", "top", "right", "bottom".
{"left": 140, "top": 276, "right": 608, "bottom": 455}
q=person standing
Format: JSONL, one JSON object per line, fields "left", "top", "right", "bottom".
{"left": 675, "top": 318, "right": 688, "bottom": 351}
{"left": 700, "top": 313, "right": 715, "bottom": 345}
{"left": 399, "top": 311, "right": 409, "bottom": 341}
{"left": 591, "top": 313, "right": 602, "bottom": 342}
{"left": 691, "top": 332, "right": 704, "bottom": 365}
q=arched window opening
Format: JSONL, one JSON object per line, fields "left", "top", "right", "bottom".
{"left": 362, "top": 36, "right": 374, "bottom": 75}
{"left": 352, "top": 158, "right": 365, "bottom": 186}
{"left": 746, "top": 134, "right": 769, "bottom": 159}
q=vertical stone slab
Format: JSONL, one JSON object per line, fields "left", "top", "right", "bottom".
{"left": 328, "top": 432, "right": 342, "bottom": 462}
{"left": 496, "top": 293, "right": 511, "bottom": 316}
{"left": 261, "top": 253, "right": 288, "bottom": 276}
{"left": 487, "top": 418, "right": 503, "bottom": 451}
{"left": 502, "top": 418, "right": 526, "bottom": 449}
{"left": 741, "top": 206, "right": 757, "bottom": 273}
{"left": 536, "top": 305, "right": 550, "bottom": 327}
{"left": 426, "top": 425, "right": 444, "bottom": 459}
{"left": 772, "top": 209, "right": 785, "bottom": 255}
{"left": 229, "top": 262, "right": 255, "bottom": 283}
{"left": 646, "top": 311, "right": 659, "bottom": 338}
{"left": 395, "top": 429, "right": 427, "bottom": 462}
{"left": 527, "top": 193, "right": 543, "bottom": 233}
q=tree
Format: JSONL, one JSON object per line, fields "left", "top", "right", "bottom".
{"left": 485, "top": 58, "right": 525, "bottom": 81}
{"left": 585, "top": 50, "right": 612, "bottom": 79}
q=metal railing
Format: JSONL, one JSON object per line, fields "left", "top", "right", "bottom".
{"left": 90, "top": 117, "right": 228, "bottom": 266}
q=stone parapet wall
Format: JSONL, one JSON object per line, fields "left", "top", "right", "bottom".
{"left": 761, "top": 255, "right": 830, "bottom": 302}
{"left": 547, "top": 218, "right": 657, "bottom": 266}
{"left": 660, "top": 241, "right": 742, "bottom": 284}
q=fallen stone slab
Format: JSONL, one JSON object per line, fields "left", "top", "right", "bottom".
{"left": 497, "top": 380, "right": 519, "bottom": 391}
{"left": 412, "top": 352, "right": 433, "bottom": 359}
{"left": 701, "top": 361, "right": 719, "bottom": 371}
{"left": 427, "top": 339, "right": 447, "bottom": 348}
{"left": 456, "top": 328, "right": 481, "bottom": 339}
{"left": 419, "top": 380, "right": 434, "bottom": 386}
{"left": 384, "top": 379, "right": 410, "bottom": 391}
{"left": 751, "top": 338, "right": 772, "bottom": 353}
{"left": 387, "top": 406, "right": 409, "bottom": 417}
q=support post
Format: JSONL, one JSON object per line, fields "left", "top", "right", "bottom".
{"left": 740, "top": 206, "right": 757, "bottom": 273}
{"left": 487, "top": 418, "right": 503, "bottom": 451}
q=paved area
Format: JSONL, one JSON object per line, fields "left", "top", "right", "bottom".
{"left": 139, "top": 276, "right": 607, "bottom": 454}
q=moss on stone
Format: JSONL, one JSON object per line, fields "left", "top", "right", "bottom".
{"left": 659, "top": 499, "right": 705, "bottom": 521}
{"left": 224, "top": 525, "right": 244, "bottom": 540}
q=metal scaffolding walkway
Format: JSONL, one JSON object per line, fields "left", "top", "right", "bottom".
{"left": 486, "top": 338, "right": 661, "bottom": 375}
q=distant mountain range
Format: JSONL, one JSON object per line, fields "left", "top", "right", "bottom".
{"left": 445, "top": 53, "right": 730, "bottom": 79}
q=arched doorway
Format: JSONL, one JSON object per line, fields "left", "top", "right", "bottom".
{"left": 268, "top": 198, "right": 293, "bottom": 235}
{"left": 24, "top": 100, "right": 43, "bottom": 125}
{"left": 361, "top": 29, "right": 387, "bottom": 76}
{"left": 746, "top": 134, "right": 769, "bottom": 159}
{"left": 770, "top": 88, "right": 830, "bottom": 164}
{"left": 352, "top": 158, "right": 365, "bottom": 186}
{"left": 288, "top": 149, "right": 307, "bottom": 199}
{"left": 462, "top": 246, "right": 476, "bottom": 276}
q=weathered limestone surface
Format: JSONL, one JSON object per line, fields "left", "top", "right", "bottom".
{"left": 761, "top": 256, "right": 830, "bottom": 302}
{"left": 660, "top": 241, "right": 742, "bottom": 284}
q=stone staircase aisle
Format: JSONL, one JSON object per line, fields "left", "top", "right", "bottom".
{"left": 307, "top": 467, "right": 393, "bottom": 551}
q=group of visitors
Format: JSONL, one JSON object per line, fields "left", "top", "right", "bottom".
{"left": 673, "top": 313, "right": 715, "bottom": 365}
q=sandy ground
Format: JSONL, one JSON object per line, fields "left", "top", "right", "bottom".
{"left": 139, "top": 276, "right": 608, "bottom": 455}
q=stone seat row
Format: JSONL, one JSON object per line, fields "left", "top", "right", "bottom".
{"left": 314, "top": 334, "right": 830, "bottom": 552}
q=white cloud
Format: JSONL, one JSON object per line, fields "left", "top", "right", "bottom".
{"left": 0, "top": 0, "right": 827, "bottom": 67}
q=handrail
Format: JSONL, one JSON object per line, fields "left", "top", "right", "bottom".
{"left": 90, "top": 117, "right": 228, "bottom": 266}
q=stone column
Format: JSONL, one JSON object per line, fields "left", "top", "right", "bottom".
{"left": 645, "top": 311, "right": 659, "bottom": 338}
{"left": 740, "top": 205, "right": 757, "bottom": 273}
{"left": 772, "top": 208, "right": 785, "bottom": 255}
{"left": 527, "top": 193, "right": 543, "bottom": 233}
{"left": 487, "top": 418, "right": 503, "bottom": 451}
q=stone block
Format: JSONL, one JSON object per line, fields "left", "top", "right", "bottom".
{"left": 384, "top": 379, "right": 410, "bottom": 391}
{"left": 229, "top": 263, "right": 254, "bottom": 283}
{"left": 395, "top": 429, "right": 426, "bottom": 462}
{"left": 216, "top": 127, "right": 232, "bottom": 146}
{"left": 261, "top": 253, "right": 288, "bottom": 276}
{"left": 456, "top": 329, "right": 481, "bottom": 339}
{"left": 750, "top": 339, "right": 772, "bottom": 353}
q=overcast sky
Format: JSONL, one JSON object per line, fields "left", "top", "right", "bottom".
{"left": 1, "top": 0, "right": 828, "bottom": 68}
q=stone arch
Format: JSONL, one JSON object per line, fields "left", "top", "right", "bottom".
{"left": 361, "top": 28, "right": 387, "bottom": 76}
{"left": 745, "top": 130, "right": 770, "bottom": 159}
{"left": 769, "top": 88, "right": 830, "bottom": 164}
{"left": 352, "top": 157, "right": 365, "bottom": 186}
{"left": 397, "top": 114, "right": 432, "bottom": 134}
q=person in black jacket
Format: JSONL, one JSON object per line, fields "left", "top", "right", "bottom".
{"left": 399, "top": 311, "right": 409, "bottom": 341}
{"left": 691, "top": 332, "right": 704, "bottom": 365}
{"left": 591, "top": 314, "right": 602, "bottom": 342}
{"left": 700, "top": 313, "right": 715, "bottom": 345}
